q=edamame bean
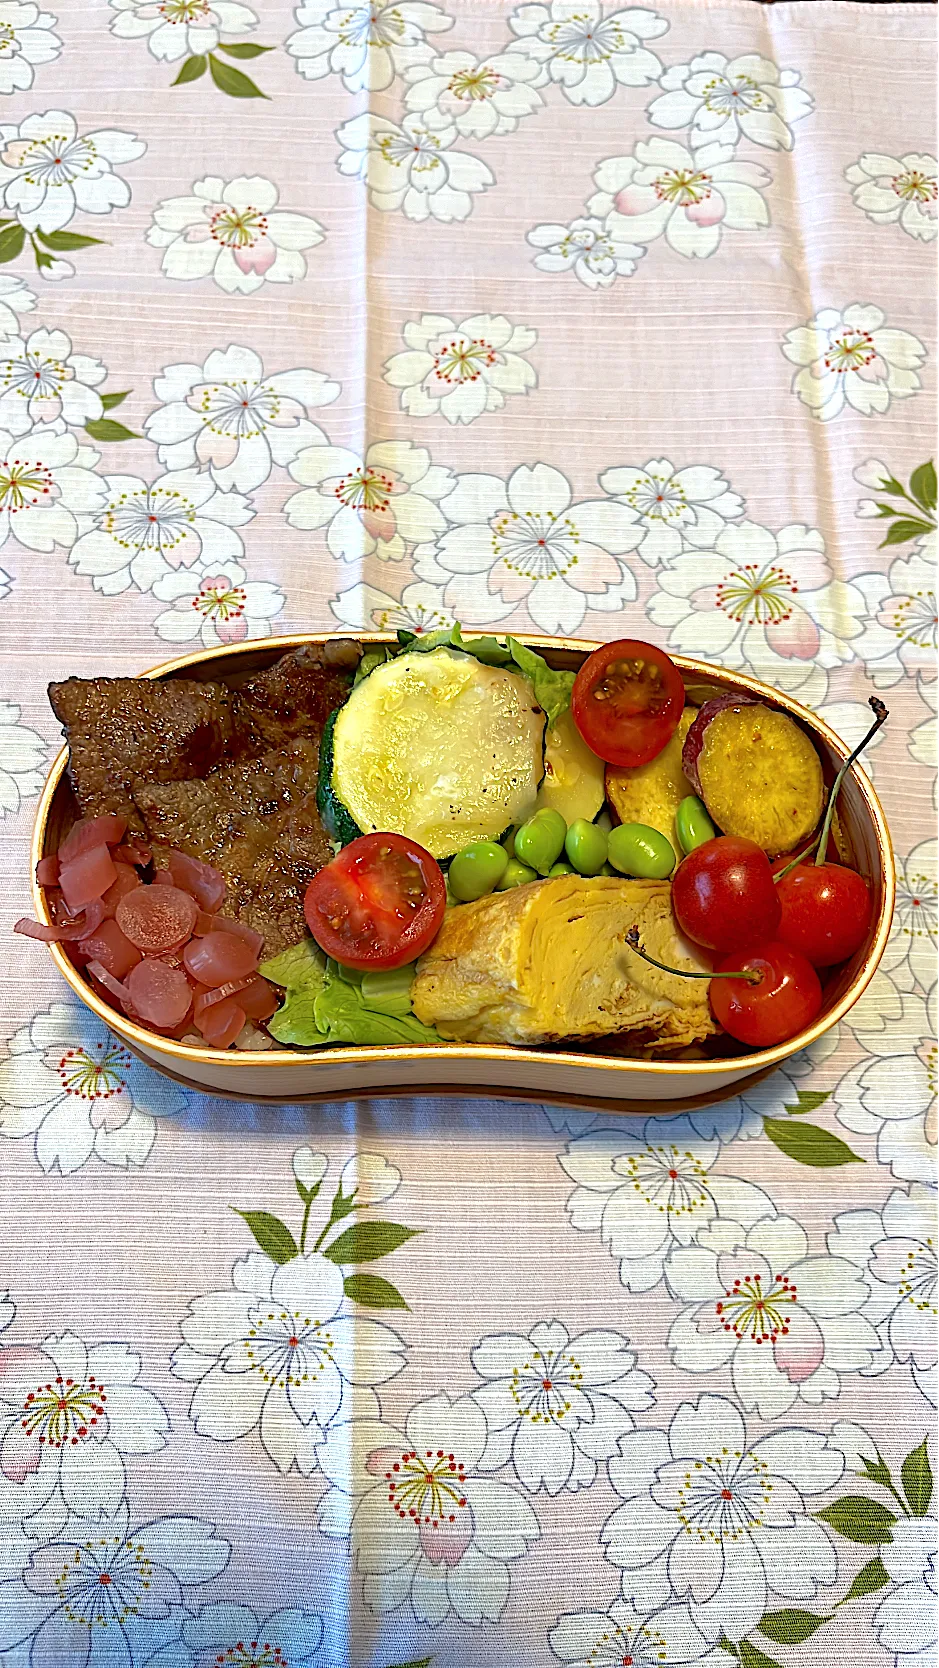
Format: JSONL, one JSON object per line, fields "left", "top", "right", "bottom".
{"left": 496, "top": 856, "right": 537, "bottom": 891}
{"left": 565, "top": 818, "right": 608, "bottom": 876}
{"left": 548, "top": 860, "right": 575, "bottom": 877}
{"left": 448, "top": 840, "right": 509, "bottom": 902}
{"left": 607, "top": 821, "right": 675, "bottom": 879}
{"left": 514, "top": 807, "right": 566, "bottom": 875}
{"left": 676, "top": 795, "right": 716, "bottom": 855}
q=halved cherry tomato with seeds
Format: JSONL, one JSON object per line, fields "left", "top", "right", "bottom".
{"left": 571, "top": 639, "right": 685, "bottom": 767}
{"left": 304, "top": 832, "right": 446, "bottom": 971}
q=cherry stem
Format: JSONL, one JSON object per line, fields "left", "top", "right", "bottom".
{"left": 624, "top": 927, "right": 760, "bottom": 985}
{"left": 773, "top": 697, "right": 889, "bottom": 882}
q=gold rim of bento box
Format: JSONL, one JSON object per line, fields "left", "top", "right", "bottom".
{"left": 31, "top": 634, "right": 896, "bottom": 1079}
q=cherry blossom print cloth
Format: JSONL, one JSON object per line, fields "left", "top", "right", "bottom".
{"left": 0, "top": 0, "right": 935, "bottom": 1664}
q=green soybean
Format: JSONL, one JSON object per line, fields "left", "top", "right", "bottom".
{"left": 514, "top": 807, "right": 567, "bottom": 875}
{"left": 548, "top": 860, "right": 575, "bottom": 877}
{"left": 496, "top": 856, "right": 537, "bottom": 891}
{"left": 565, "top": 818, "right": 608, "bottom": 876}
{"left": 676, "top": 795, "right": 717, "bottom": 855}
{"left": 607, "top": 821, "right": 676, "bottom": 879}
{"left": 448, "top": 840, "right": 509, "bottom": 902}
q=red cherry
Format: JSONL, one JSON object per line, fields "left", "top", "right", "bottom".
{"left": 709, "top": 940, "right": 823, "bottom": 1046}
{"left": 774, "top": 862, "right": 873, "bottom": 967}
{"left": 672, "top": 836, "right": 781, "bottom": 953}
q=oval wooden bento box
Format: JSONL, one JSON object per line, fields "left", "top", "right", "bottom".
{"left": 30, "top": 634, "right": 895, "bottom": 1111}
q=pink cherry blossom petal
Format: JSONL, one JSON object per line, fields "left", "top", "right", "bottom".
{"left": 361, "top": 504, "right": 397, "bottom": 543}
{"left": 769, "top": 601, "right": 821, "bottom": 660}
{"left": 685, "top": 190, "right": 726, "bottom": 227}
{"left": 234, "top": 236, "right": 277, "bottom": 275}
{"left": 419, "top": 1499, "right": 474, "bottom": 1567}
{"left": 614, "top": 183, "right": 660, "bottom": 216}
{"left": 0, "top": 1419, "right": 41, "bottom": 1483}
{"left": 773, "top": 1307, "right": 825, "bottom": 1383}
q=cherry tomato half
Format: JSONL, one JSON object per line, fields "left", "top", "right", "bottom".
{"left": 709, "top": 940, "right": 822, "bottom": 1047}
{"left": 571, "top": 639, "right": 685, "bottom": 767}
{"left": 304, "top": 833, "right": 446, "bottom": 971}
{"left": 775, "top": 862, "right": 873, "bottom": 967}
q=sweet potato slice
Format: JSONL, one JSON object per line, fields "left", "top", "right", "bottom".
{"left": 605, "top": 707, "right": 698, "bottom": 847}
{"left": 686, "top": 701, "right": 824, "bottom": 856}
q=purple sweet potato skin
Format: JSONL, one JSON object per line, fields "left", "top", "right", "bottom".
{"left": 681, "top": 694, "right": 759, "bottom": 795}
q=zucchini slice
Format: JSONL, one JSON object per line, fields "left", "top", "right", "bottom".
{"left": 330, "top": 648, "right": 546, "bottom": 859}
{"left": 535, "top": 707, "right": 606, "bottom": 826}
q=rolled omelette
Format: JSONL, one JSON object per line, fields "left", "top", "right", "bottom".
{"left": 411, "top": 874, "right": 718, "bottom": 1049}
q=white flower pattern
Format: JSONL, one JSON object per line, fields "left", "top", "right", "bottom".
{"left": 172, "top": 1251, "right": 408, "bottom": 1475}
{"left": 147, "top": 174, "right": 325, "bottom": 293}
{"left": 507, "top": 0, "right": 668, "bottom": 106}
{"left": 336, "top": 111, "right": 494, "bottom": 222}
{"left": 0, "top": 2, "right": 61, "bottom": 94}
{"left": 0, "top": 109, "right": 145, "bottom": 233}
{"left": 0, "top": 1003, "right": 188, "bottom": 1174}
{"left": 782, "top": 303, "right": 927, "bottom": 422}
{"left": 384, "top": 312, "right": 537, "bottom": 425}
{"left": 287, "top": 0, "right": 453, "bottom": 92}
{"left": 0, "top": 696, "right": 44, "bottom": 816}
{"left": 649, "top": 52, "right": 813, "bottom": 151}
{"left": 471, "top": 1319, "right": 655, "bottom": 1493}
{"left": 405, "top": 48, "right": 544, "bottom": 138}
{"left": 603, "top": 1396, "right": 844, "bottom": 1641}
{"left": 68, "top": 466, "right": 254, "bottom": 595}
{"left": 665, "top": 1212, "right": 881, "bottom": 1417}
{"left": 413, "top": 461, "right": 642, "bottom": 635}
{"left": 317, "top": 1392, "right": 540, "bottom": 1623}
{"left": 284, "top": 438, "right": 452, "bottom": 563}
{"left": 144, "top": 344, "right": 339, "bottom": 493}
{"left": 527, "top": 213, "right": 645, "bottom": 287}
{"left": 846, "top": 151, "right": 937, "bottom": 242}
{"left": 109, "top": 0, "right": 258, "bottom": 63}
{"left": 589, "top": 137, "right": 770, "bottom": 260}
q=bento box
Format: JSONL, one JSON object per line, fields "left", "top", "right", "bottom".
{"left": 29, "top": 634, "right": 895, "bottom": 1109}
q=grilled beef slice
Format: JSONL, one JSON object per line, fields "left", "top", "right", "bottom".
{"left": 133, "top": 739, "right": 333, "bottom": 956}
{"left": 48, "top": 641, "right": 360, "bottom": 833}
{"left": 48, "top": 677, "right": 239, "bottom": 832}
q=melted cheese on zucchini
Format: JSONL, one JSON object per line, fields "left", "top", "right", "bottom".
{"left": 331, "top": 649, "right": 546, "bottom": 859}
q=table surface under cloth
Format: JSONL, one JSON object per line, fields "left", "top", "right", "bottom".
{"left": 0, "top": 1, "right": 935, "bottom": 1665}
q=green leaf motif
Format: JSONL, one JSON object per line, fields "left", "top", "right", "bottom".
{"left": 383, "top": 1658, "right": 435, "bottom": 1668}
{"left": 0, "top": 223, "right": 24, "bottom": 263}
{"left": 84, "top": 418, "right": 139, "bottom": 442}
{"left": 857, "top": 1452, "right": 894, "bottom": 1492}
{"left": 343, "top": 1272, "right": 409, "bottom": 1309}
{"left": 783, "top": 1088, "right": 831, "bottom": 1117}
{"left": 757, "top": 1609, "right": 830, "bottom": 1645}
{"left": 36, "top": 229, "right": 105, "bottom": 250}
{"left": 100, "top": 390, "right": 130, "bottom": 411}
{"left": 815, "top": 1496, "right": 897, "bottom": 1544}
{"left": 879, "top": 517, "right": 934, "bottom": 548}
{"left": 323, "top": 1221, "right": 422, "bottom": 1264}
{"left": 877, "top": 475, "right": 906, "bottom": 495}
{"left": 901, "top": 1437, "right": 933, "bottom": 1517}
{"left": 217, "top": 39, "right": 275, "bottom": 56}
{"left": 717, "top": 1644, "right": 739, "bottom": 1659}
{"left": 909, "top": 459, "right": 937, "bottom": 512}
{"left": 173, "top": 52, "right": 207, "bottom": 82}
{"left": 208, "top": 52, "right": 268, "bottom": 96}
{"left": 232, "top": 1209, "right": 298, "bottom": 1264}
{"left": 842, "top": 1556, "right": 889, "bottom": 1601}
{"left": 738, "top": 1644, "right": 783, "bottom": 1668}
{"left": 762, "top": 1117, "right": 864, "bottom": 1168}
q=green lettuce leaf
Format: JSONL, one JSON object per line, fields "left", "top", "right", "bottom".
{"left": 391, "top": 624, "right": 574, "bottom": 721}
{"left": 506, "top": 637, "right": 576, "bottom": 724}
{"left": 313, "top": 978, "right": 443, "bottom": 1045}
{"left": 260, "top": 936, "right": 444, "bottom": 1049}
